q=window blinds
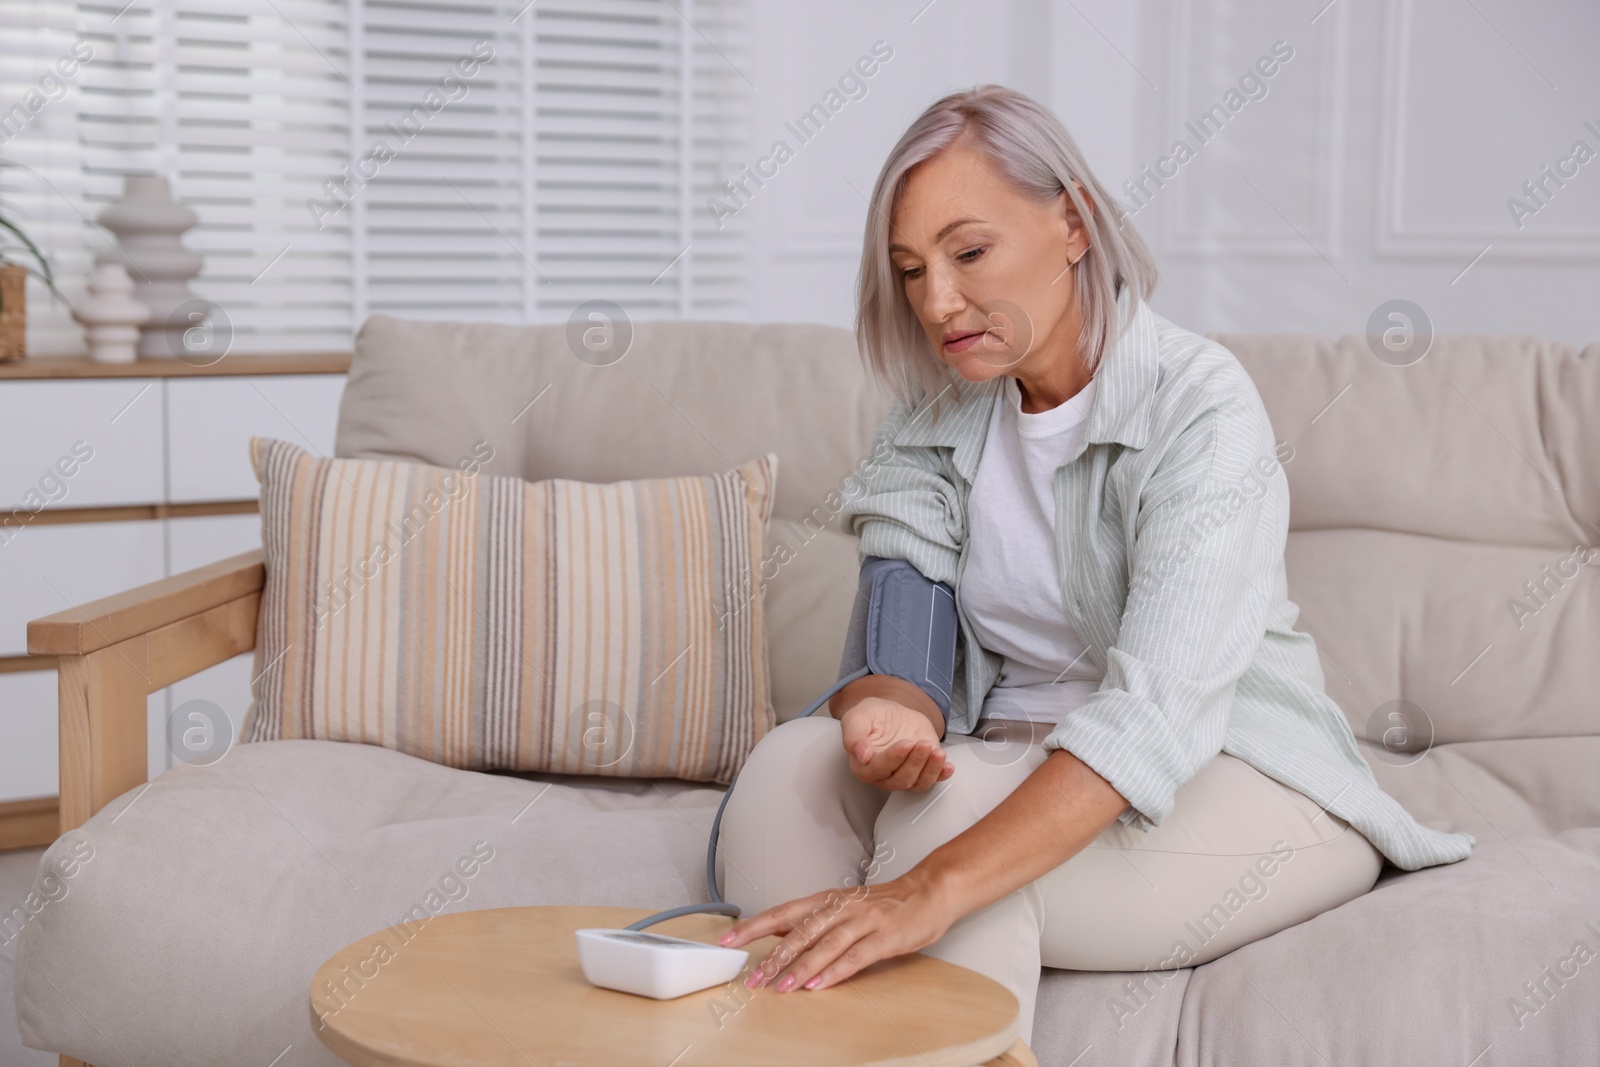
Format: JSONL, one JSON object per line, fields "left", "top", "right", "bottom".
{"left": 1, "top": 0, "right": 87, "bottom": 357}
{"left": 0, "top": 0, "right": 748, "bottom": 356}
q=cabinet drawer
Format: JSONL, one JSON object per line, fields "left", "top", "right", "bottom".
{"left": 0, "top": 669, "right": 221, "bottom": 799}
{"left": 0, "top": 520, "right": 167, "bottom": 657}
{"left": 156, "top": 654, "right": 257, "bottom": 775}
{"left": 0, "top": 379, "right": 164, "bottom": 510}
{"left": 167, "top": 375, "right": 345, "bottom": 502}
{"left": 168, "top": 513, "right": 262, "bottom": 568}
{"left": 0, "top": 670, "right": 60, "bottom": 802}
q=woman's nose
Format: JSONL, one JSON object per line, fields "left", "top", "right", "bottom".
{"left": 919, "top": 264, "right": 967, "bottom": 324}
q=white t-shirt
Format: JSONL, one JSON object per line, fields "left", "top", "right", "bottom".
{"left": 961, "top": 372, "right": 1105, "bottom": 725}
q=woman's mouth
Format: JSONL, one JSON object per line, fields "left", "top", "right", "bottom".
{"left": 943, "top": 329, "right": 990, "bottom": 353}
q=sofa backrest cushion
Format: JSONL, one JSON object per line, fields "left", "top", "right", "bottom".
{"left": 338, "top": 315, "right": 888, "bottom": 526}
{"left": 1213, "top": 332, "right": 1600, "bottom": 767}
{"left": 1212, "top": 333, "right": 1600, "bottom": 544}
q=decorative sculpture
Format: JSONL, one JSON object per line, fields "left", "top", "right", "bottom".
{"left": 95, "top": 174, "right": 202, "bottom": 358}
{"left": 73, "top": 262, "right": 150, "bottom": 363}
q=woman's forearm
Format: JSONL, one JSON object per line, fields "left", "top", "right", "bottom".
{"left": 911, "top": 748, "right": 1130, "bottom": 917}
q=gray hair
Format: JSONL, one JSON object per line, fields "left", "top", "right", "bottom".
{"left": 855, "top": 84, "right": 1159, "bottom": 423}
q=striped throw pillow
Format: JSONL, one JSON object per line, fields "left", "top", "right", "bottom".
{"left": 242, "top": 437, "right": 778, "bottom": 785}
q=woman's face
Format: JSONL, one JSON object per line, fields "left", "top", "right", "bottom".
{"left": 888, "top": 137, "right": 1092, "bottom": 384}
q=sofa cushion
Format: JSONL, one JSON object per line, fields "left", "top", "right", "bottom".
{"left": 1213, "top": 333, "right": 1600, "bottom": 548}
{"left": 1030, "top": 966, "right": 1191, "bottom": 1066}
{"left": 1283, "top": 529, "right": 1600, "bottom": 751}
{"left": 1216, "top": 334, "right": 1600, "bottom": 750}
{"left": 335, "top": 316, "right": 888, "bottom": 535}
{"left": 761, "top": 527, "right": 862, "bottom": 721}
{"left": 15, "top": 741, "right": 726, "bottom": 1067}
{"left": 1174, "top": 832, "right": 1600, "bottom": 1066}
{"left": 246, "top": 436, "right": 779, "bottom": 785}
{"left": 1360, "top": 736, "right": 1600, "bottom": 840}
{"left": 1216, "top": 332, "right": 1600, "bottom": 842}
{"left": 1025, "top": 833, "right": 1600, "bottom": 1067}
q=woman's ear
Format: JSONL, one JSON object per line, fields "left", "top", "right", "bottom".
{"left": 1059, "top": 179, "right": 1095, "bottom": 264}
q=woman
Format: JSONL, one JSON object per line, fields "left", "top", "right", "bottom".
{"left": 713, "top": 85, "right": 1474, "bottom": 1045}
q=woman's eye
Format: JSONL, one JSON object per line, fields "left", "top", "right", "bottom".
{"left": 900, "top": 266, "right": 923, "bottom": 281}
{"left": 956, "top": 246, "right": 985, "bottom": 264}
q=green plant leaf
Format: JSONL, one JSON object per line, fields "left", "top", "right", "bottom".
{"left": 0, "top": 158, "right": 69, "bottom": 316}
{"left": 0, "top": 214, "right": 57, "bottom": 288}
{"left": 0, "top": 256, "right": 76, "bottom": 317}
{"left": 0, "top": 157, "right": 62, "bottom": 298}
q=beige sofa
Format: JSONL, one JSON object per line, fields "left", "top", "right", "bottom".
{"left": 16, "top": 314, "right": 1600, "bottom": 1066}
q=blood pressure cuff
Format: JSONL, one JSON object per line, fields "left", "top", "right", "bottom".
{"left": 836, "top": 555, "right": 959, "bottom": 723}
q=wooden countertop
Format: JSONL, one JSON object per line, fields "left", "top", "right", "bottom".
{"left": 0, "top": 352, "right": 351, "bottom": 379}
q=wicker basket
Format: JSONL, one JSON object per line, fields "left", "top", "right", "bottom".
{"left": 0, "top": 262, "right": 25, "bottom": 361}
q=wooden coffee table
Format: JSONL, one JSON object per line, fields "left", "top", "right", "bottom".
{"left": 310, "top": 905, "right": 1036, "bottom": 1067}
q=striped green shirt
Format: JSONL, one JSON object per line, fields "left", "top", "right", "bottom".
{"left": 835, "top": 285, "right": 1475, "bottom": 872}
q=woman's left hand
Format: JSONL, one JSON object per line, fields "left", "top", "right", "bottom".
{"left": 716, "top": 869, "right": 958, "bottom": 993}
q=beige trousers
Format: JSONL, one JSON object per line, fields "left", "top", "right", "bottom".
{"left": 716, "top": 714, "right": 1384, "bottom": 1045}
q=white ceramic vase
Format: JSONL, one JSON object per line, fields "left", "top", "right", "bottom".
{"left": 74, "top": 262, "right": 151, "bottom": 363}
{"left": 94, "top": 174, "right": 202, "bottom": 359}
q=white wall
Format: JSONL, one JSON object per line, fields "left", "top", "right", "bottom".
{"left": 737, "top": 0, "right": 1600, "bottom": 347}
{"left": 738, "top": 0, "right": 1075, "bottom": 326}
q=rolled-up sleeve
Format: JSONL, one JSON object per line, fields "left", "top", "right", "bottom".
{"left": 835, "top": 396, "right": 965, "bottom": 586}
{"left": 1040, "top": 394, "right": 1285, "bottom": 833}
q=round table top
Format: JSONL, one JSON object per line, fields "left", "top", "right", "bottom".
{"left": 309, "top": 904, "right": 1031, "bottom": 1067}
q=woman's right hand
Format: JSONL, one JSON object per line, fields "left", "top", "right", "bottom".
{"left": 838, "top": 697, "right": 954, "bottom": 792}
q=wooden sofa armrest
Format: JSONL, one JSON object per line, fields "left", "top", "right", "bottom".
{"left": 27, "top": 549, "right": 266, "bottom": 834}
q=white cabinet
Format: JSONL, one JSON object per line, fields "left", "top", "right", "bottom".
{"left": 0, "top": 520, "right": 167, "bottom": 658}
{"left": 156, "top": 654, "right": 258, "bottom": 775}
{"left": 0, "top": 517, "right": 264, "bottom": 802}
{"left": 166, "top": 376, "right": 345, "bottom": 502}
{"left": 0, "top": 656, "right": 235, "bottom": 800}
{"left": 141, "top": 516, "right": 265, "bottom": 781}
{"left": 167, "top": 513, "right": 263, "bottom": 567}
{"left": 0, "top": 671, "right": 59, "bottom": 800}
{"left": 0, "top": 362, "right": 347, "bottom": 808}
{"left": 0, "top": 379, "right": 164, "bottom": 509}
